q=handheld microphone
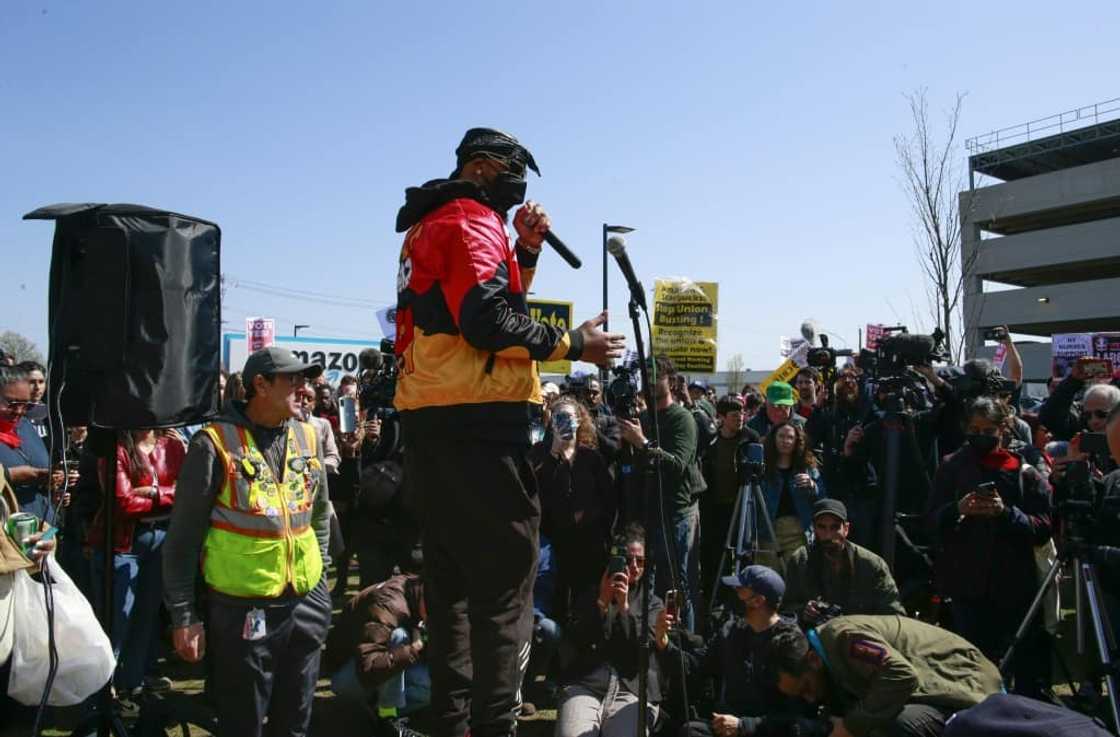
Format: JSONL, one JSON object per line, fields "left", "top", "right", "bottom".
{"left": 543, "top": 231, "right": 582, "bottom": 269}
{"left": 606, "top": 236, "right": 647, "bottom": 311}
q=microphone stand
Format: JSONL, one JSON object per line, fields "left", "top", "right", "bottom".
{"left": 629, "top": 296, "right": 665, "bottom": 737}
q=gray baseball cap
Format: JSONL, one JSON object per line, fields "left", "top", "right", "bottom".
{"left": 242, "top": 347, "right": 322, "bottom": 390}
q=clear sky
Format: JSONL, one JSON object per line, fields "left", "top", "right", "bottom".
{"left": 3, "top": 1, "right": 1118, "bottom": 373}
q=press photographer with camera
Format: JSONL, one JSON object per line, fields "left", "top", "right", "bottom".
{"left": 925, "top": 396, "right": 1053, "bottom": 697}
{"left": 323, "top": 572, "right": 430, "bottom": 737}
{"left": 805, "top": 366, "right": 879, "bottom": 548}
{"left": 700, "top": 394, "right": 761, "bottom": 602}
{"left": 393, "top": 127, "right": 624, "bottom": 737}
{"left": 782, "top": 499, "right": 903, "bottom": 629}
{"left": 619, "top": 356, "right": 706, "bottom": 632}
{"left": 556, "top": 524, "right": 663, "bottom": 737}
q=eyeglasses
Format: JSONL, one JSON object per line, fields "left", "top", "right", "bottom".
{"left": 1088, "top": 409, "right": 1111, "bottom": 420}
{"left": 627, "top": 555, "right": 646, "bottom": 566}
{"left": 0, "top": 399, "right": 34, "bottom": 414}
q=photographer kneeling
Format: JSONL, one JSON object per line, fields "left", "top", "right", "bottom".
{"left": 925, "top": 396, "right": 1053, "bottom": 698}
{"left": 556, "top": 523, "right": 662, "bottom": 737}
{"left": 768, "top": 615, "right": 1002, "bottom": 737}
{"left": 323, "top": 572, "right": 429, "bottom": 737}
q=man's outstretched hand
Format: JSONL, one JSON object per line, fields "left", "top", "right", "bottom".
{"left": 576, "top": 312, "right": 625, "bottom": 366}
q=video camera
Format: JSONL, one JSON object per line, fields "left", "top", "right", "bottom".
{"left": 737, "top": 440, "right": 765, "bottom": 482}
{"left": 856, "top": 326, "right": 948, "bottom": 379}
{"left": 358, "top": 338, "right": 398, "bottom": 419}
{"left": 606, "top": 362, "right": 641, "bottom": 421}
{"left": 806, "top": 334, "right": 854, "bottom": 370}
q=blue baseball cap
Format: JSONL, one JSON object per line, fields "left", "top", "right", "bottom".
{"left": 721, "top": 565, "right": 785, "bottom": 608}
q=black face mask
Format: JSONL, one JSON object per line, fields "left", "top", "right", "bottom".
{"left": 483, "top": 173, "right": 527, "bottom": 216}
{"left": 966, "top": 433, "right": 999, "bottom": 455}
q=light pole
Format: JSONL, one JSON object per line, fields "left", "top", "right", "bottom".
{"left": 602, "top": 224, "right": 636, "bottom": 333}
{"left": 294, "top": 324, "right": 310, "bottom": 337}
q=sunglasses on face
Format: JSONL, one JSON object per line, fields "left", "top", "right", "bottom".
{"left": 627, "top": 555, "right": 646, "bottom": 566}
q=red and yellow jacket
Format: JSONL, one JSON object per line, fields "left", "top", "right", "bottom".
{"left": 394, "top": 181, "right": 582, "bottom": 441}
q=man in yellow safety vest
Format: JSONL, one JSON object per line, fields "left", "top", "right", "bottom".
{"left": 163, "top": 347, "right": 332, "bottom": 737}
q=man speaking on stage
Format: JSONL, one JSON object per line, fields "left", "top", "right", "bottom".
{"left": 393, "top": 128, "right": 625, "bottom": 737}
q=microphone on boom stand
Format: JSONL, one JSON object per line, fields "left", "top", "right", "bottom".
{"left": 606, "top": 236, "right": 647, "bottom": 311}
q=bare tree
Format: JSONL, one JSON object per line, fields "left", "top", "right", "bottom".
{"left": 725, "top": 353, "right": 745, "bottom": 394}
{"left": 894, "top": 89, "right": 976, "bottom": 364}
{"left": 0, "top": 331, "right": 45, "bottom": 365}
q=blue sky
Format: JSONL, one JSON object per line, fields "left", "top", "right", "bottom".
{"left": 2, "top": 1, "right": 1117, "bottom": 372}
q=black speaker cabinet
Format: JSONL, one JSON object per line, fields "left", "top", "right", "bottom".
{"left": 24, "top": 203, "right": 222, "bottom": 429}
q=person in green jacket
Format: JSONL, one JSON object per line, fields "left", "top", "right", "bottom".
{"left": 768, "top": 614, "right": 1002, "bottom": 737}
{"left": 781, "top": 500, "right": 905, "bottom": 627}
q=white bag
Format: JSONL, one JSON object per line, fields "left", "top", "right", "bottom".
{"left": 6, "top": 557, "right": 116, "bottom": 706}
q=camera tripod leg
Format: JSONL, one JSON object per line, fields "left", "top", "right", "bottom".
{"left": 707, "top": 484, "right": 746, "bottom": 616}
{"left": 751, "top": 481, "right": 784, "bottom": 572}
{"left": 1001, "top": 554, "right": 1062, "bottom": 674}
{"left": 1081, "top": 562, "right": 1120, "bottom": 733}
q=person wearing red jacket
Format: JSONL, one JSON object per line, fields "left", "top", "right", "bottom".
{"left": 90, "top": 429, "right": 184, "bottom": 699}
{"left": 393, "top": 128, "right": 624, "bottom": 737}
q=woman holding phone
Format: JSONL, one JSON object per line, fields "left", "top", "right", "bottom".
{"left": 531, "top": 395, "right": 618, "bottom": 624}
{"left": 927, "top": 396, "right": 1053, "bottom": 697}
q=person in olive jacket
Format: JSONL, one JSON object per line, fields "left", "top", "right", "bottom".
{"left": 769, "top": 615, "right": 1003, "bottom": 737}
{"left": 782, "top": 500, "right": 904, "bottom": 627}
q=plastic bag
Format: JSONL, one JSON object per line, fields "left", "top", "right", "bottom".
{"left": 6, "top": 556, "right": 116, "bottom": 706}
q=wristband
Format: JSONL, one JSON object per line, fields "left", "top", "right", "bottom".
{"left": 515, "top": 240, "right": 542, "bottom": 269}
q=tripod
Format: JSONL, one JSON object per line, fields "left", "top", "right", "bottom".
{"left": 706, "top": 454, "right": 780, "bottom": 617}
{"left": 871, "top": 390, "right": 935, "bottom": 570}
{"left": 1001, "top": 512, "right": 1120, "bottom": 733}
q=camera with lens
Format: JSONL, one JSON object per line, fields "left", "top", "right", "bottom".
{"left": 806, "top": 335, "right": 854, "bottom": 370}
{"left": 857, "top": 326, "right": 947, "bottom": 379}
{"left": 606, "top": 363, "right": 640, "bottom": 421}
{"left": 737, "top": 441, "right": 765, "bottom": 482}
{"left": 801, "top": 599, "right": 844, "bottom": 628}
{"left": 563, "top": 372, "right": 590, "bottom": 398}
{"left": 358, "top": 339, "right": 398, "bottom": 414}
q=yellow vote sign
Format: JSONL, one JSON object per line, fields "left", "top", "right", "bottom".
{"left": 528, "top": 298, "right": 574, "bottom": 374}
{"left": 758, "top": 358, "right": 801, "bottom": 397}
{"left": 652, "top": 278, "right": 719, "bottom": 373}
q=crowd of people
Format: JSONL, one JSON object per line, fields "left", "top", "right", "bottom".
{"left": 3, "top": 336, "right": 1120, "bottom": 737}
{"left": 5, "top": 124, "right": 1120, "bottom": 737}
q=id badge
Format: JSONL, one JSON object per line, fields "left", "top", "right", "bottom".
{"left": 243, "top": 607, "right": 267, "bottom": 641}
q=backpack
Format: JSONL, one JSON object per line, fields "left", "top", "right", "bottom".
{"left": 691, "top": 405, "right": 718, "bottom": 455}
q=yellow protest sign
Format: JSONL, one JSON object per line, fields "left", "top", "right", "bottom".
{"left": 758, "top": 358, "right": 800, "bottom": 396}
{"left": 529, "top": 298, "right": 574, "bottom": 374}
{"left": 651, "top": 278, "right": 718, "bottom": 373}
